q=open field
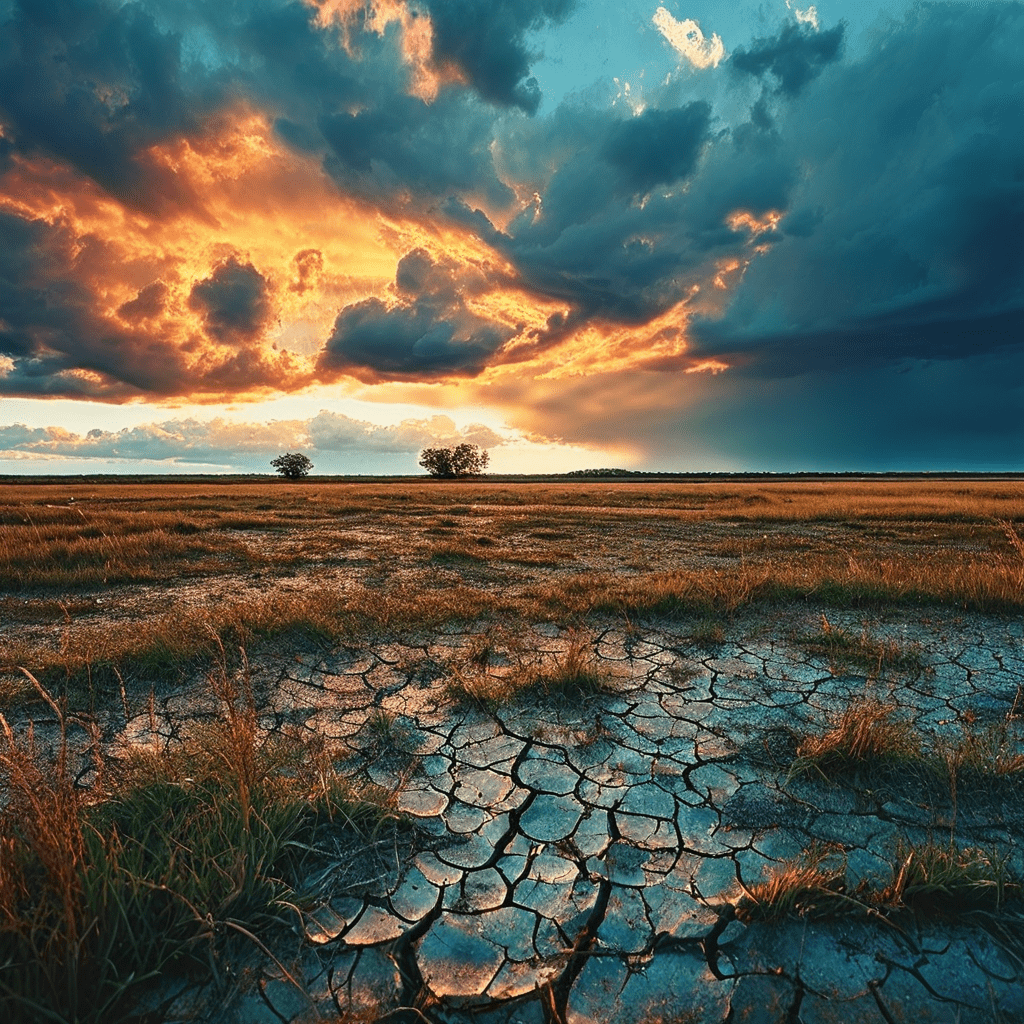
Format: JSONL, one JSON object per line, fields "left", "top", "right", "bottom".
{"left": 1, "top": 477, "right": 1024, "bottom": 1023}
{"left": 2, "top": 476, "right": 1024, "bottom": 696}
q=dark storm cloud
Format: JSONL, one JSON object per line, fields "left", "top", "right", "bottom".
{"left": 188, "top": 257, "right": 272, "bottom": 342}
{"left": 421, "top": 0, "right": 575, "bottom": 113}
{"left": 0, "top": 0, "right": 221, "bottom": 217}
{"left": 317, "top": 91, "right": 514, "bottom": 209}
{"left": 689, "top": 2, "right": 1024, "bottom": 379}
{"left": 666, "top": 352, "right": 1024, "bottom": 471}
{"left": 0, "top": 209, "right": 180, "bottom": 396}
{"left": 0, "top": 0, "right": 554, "bottom": 397}
{"left": 118, "top": 281, "right": 168, "bottom": 321}
{"left": 0, "top": 210, "right": 302, "bottom": 398}
{"left": 601, "top": 102, "right": 711, "bottom": 194}
{"left": 730, "top": 20, "right": 845, "bottom": 97}
{"left": 0, "top": 132, "right": 14, "bottom": 174}
{"left": 212, "top": 0, "right": 562, "bottom": 208}
{"left": 0, "top": 0, "right": 528, "bottom": 218}
{"left": 483, "top": 99, "right": 721, "bottom": 328}
{"left": 2, "top": 0, "right": 1023, "bottom": 437}
{"left": 318, "top": 248, "right": 514, "bottom": 380}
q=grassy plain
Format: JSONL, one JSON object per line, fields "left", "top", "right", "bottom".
{"left": 1, "top": 475, "right": 1023, "bottom": 697}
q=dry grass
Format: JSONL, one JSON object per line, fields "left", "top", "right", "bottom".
{"left": 787, "top": 698, "right": 927, "bottom": 782}
{"left": 942, "top": 719, "right": 1024, "bottom": 780}
{"left": 789, "top": 691, "right": 1024, "bottom": 787}
{"left": 737, "top": 844, "right": 850, "bottom": 921}
{"left": 0, "top": 584, "right": 512, "bottom": 707}
{"left": 424, "top": 537, "right": 565, "bottom": 567}
{"left": 3, "top": 478, "right": 1020, "bottom": 1017}
{"left": 518, "top": 633, "right": 609, "bottom": 701}
{"left": 878, "top": 840, "right": 1017, "bottom": 913}
{"left": 445, "top": 630, "right": 612, "bottom": 710}
{"left": 689, "top": 618, "right": 727, "bottom": 646}
{"left": 2, "top": 478, "right": 1023, "bottom": 592}
{"left": 0, "top": 503, "right": 271, "bottom": 588}
{"left": 1, "top": 478, "right": 1023, "bottom": 707}
{"left": 0, "top": 660, "right": 403, "bottom": 1023}
{"left": 537, "top": 551, "right": 1024, "bottom": 618}
{"left": 738, "top": 839, "right": 1020, "bottom": 922}
{"left": 359, "top": 707, "right": 416, "bottom": 760}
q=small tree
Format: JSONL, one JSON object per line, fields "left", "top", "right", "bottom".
{"left": 419, "top": 443, "right": 489, "bottom": 479}
{"left": 271, "top": 452, "right": 313, "bottom": 479}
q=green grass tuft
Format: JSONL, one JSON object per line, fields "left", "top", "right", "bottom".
{"left": 0, "top": 662, "right": 402, "bottom": 1023}
{"left": 798, "top": 614, "right": 927, "bottom": 675}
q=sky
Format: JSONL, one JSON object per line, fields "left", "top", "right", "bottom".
{"left": 1, "top": 0, "right": 1022, "bottom": 474}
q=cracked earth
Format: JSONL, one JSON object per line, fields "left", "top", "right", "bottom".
{"left": 68, "top": 608, "right": 1022, "bottom": 1023}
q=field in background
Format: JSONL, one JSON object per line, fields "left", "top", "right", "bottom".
{"left": 1, "top": 476, "right": 1023, "bottom": 700}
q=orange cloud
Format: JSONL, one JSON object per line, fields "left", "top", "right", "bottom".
{"left": 1, "top": 78, "right": 784, "bottom": 412}
{"left": 304, "top": 0, "right": 461, "bottom": 102}
{"left": 2, "top": 104, "right": 592, "bottom": 402}
{"left": 726, "top": 209, "right": 783, "bottom": 236}
{"left": 0, "top": 111, "right": 405, "bottom": 399}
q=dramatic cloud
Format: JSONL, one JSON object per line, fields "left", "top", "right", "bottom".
{"left": 691, "top": 3, "right": 1024, "bottom": 381}
{"left": 730, "top": 19, "right": 845, "bottom": 97}
{"left": 0, "top": 209, "right": 184, "bottom": 397}
{"left": 319, "top": 248, "right": 519, "bottom": 380}
{"left": 1, "top": 0, "right": 1022, "bottom": 469}
{"left": 188, "top": 258, "right": 272, "bottom": 343}
{"left": 289, "top": 249, "right": 324, "bottom": 294}
{"left": 420, "top": 0, "right": 576, "bottom": 113}
{"left": 489, "top": 99, "right": 717, "bottom": 332}
{"left": 0, "top": 207, "right": 309, "bottom": 399}
{"left": 118, "top": 281, "right": 169, "bottom": 322}
{"left": 601, "top": 103, "right": 712, "bottom": 194}
{"left": 0, "top": 0, "right": 220, "bottom": 218}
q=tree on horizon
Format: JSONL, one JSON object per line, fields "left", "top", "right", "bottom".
{"left": 419, "top": 444, "right": 489, "bottom": 478}
{"left": 271, "top": 452, "right": 314, "bottom": 478}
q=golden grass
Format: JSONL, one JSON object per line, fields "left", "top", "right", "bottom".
{"left": 879, "top": 840, "right": 1016, "bottom": 913}
{"left": 445, "top": 630, "right": 612, "bottom": 710}
{"left": 2, "top": 548, "right": 1020, "bottom": 711}
{"left": 516, "top": 633, "right": 610, "bottom": 700}
{"left": 539, "top": 548, "right": 1024, "bottom": 615}
{"left": 797, "top": 614, "right": 927, "bottom": 675}
{"left": 0, "top": 584, "right": 514, "bottom": 705}
{"left": 737, "top": 844, "right": 850, "bottom": 921}
{"left": 1, "top": 478, "right": 1023, "bottom": 703}
{"left": 941, "top": 719, "right": 1024, "bottom": 779}
{"left": 2, "top": 477, "right": 1021, "bottom": 525}
{"left": 787, "top": 698, "right": 927, "bottom": 781}
{"left": 738, "top": 840, "right": 1019, "bottom": 922}
{"left": 0, "top": 503, "right": 273, "bottom": 588}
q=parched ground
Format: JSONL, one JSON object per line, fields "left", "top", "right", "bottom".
{"left": 2, "top": 477, "right": 1024, "bottom": 1023}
